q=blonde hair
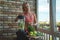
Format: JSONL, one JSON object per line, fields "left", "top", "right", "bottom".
{"left": 22, "top": 2, "right": 30, "bottom": 7}
{"left": 22, "top": 2, "right": 30, "bottom": 11}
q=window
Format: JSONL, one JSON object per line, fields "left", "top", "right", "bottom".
{"left": 37, "top": 0, "right": 50, "bottom": 30}
{"left": 56, "top": 0, "right": 60, "bottom": 32}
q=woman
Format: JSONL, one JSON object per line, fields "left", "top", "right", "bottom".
{"left": 15, "top": 2, "right": 37, "bottom": 32}
{"left": 15, "top": 2, "right": 37, "bottom": 40}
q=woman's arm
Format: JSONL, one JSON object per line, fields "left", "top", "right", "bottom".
{"left": 34, "top": 13, "right": 37, "bottom": 23}
{"left": 33, "top": 13, "right": 37, "bottom": 30}
{"left": 33, "top": 13, "right": 37, "bottom": 26}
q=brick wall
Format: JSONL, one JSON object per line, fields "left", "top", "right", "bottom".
{"left": 0, "top": 0, "right": 36, "bottom": 40}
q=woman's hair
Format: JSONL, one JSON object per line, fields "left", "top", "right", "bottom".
{"left": 22, "top": 2, "right": 29, "bottom": 6}
{"left": 22, "top": 2, "right": 30, "bottom": 9}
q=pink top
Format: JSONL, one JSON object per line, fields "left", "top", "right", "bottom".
{"left": 24, "top": 13, "right": 34, "bottom": 23}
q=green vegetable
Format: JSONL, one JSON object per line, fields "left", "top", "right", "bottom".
{"left": 28, "top": 25, "right": 35, "bottom": 32}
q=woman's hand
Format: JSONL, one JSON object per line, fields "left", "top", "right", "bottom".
{"left": 29, "top": 22, "right": 37, "bottom": 26}
{"left": 33, "top": 23, "right": 37, "bottom": 26}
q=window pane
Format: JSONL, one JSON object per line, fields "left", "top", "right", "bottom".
{"left": 37, "top": 0, "right": 50, "bottom": 30}
{"left": 56, "top": 0, "right": 60, "bottom": 32}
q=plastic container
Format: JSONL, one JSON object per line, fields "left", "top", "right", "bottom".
{"left": 17, "top": 15, "right": 25, "bottom": 30}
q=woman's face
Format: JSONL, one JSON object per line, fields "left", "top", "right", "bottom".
{"left": 23, "top": 3, "right": 30, "bottom": 12}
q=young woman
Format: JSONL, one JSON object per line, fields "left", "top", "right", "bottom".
{"left": 15, "top": 2, "right": 37, "bottom": 31}
{"left": 15, "top": 2, "right": 37, "bottom": 40}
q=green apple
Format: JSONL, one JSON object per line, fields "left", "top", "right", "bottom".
{"left": 33, "top": 34, "right": 36, "bottom": 36}
{"left": 34, "top": 31, "right": 37, "bottom": 34}
{"left": 30, "top": 31, "right": 33, "bottom": 36}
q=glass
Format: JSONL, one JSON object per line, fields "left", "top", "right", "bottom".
{"left": 37, "top": 0, "right": 50, "bottom": 30}
{"left": 56, "top": 0, "right": 60, "bottom": 32}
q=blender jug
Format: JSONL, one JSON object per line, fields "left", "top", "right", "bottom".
{"left": 17, "top": 15, "right": 25, "bottom": 30}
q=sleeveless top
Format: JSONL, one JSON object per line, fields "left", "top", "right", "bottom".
{"left": 24, "top": 13, "right": 34, "bottom": 23}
